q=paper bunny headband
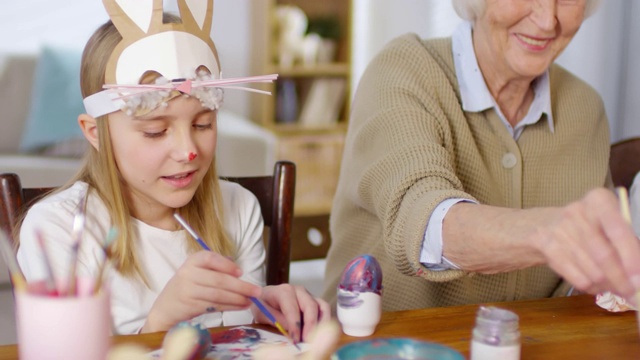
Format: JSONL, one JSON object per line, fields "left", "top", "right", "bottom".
{"left": 83, "top": 0, "right": 277, "bottom": 117}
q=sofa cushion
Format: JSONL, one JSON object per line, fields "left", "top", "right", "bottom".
{"left": 0, "top": 55, "right": 37, "bottom": 152}
{"left": 19, "top": 46, "right": 84, "bottom": 151}
{"left": 0, "top": 155, "right": 82, "bottom": 188}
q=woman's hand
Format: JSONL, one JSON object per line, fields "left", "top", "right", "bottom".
{"left": 445, "top": 188, "right": 640, "bottom": 303}
{"left": 141, "top": 250, "right": 262, "bottom": 333}
{"left": 533, "top": 188, "right": 640, "bottom": 301}
{"left": 251, "top": 284, "right": 331, "bottom": 342}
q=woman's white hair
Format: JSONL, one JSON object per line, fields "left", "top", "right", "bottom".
{"left": 451, "top": 0, "right": 603, "bottom": 21}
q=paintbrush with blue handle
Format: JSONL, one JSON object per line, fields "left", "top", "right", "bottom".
{"left": 173, "top": 213, "right": 301, "bottom": 350}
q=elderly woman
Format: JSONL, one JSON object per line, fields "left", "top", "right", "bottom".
{"left": 323, "top": 0, "right": 640, "bottom": 311}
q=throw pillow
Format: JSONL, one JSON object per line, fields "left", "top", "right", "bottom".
{"left": 19, "top": 46, "right": 84, "bottom": 152}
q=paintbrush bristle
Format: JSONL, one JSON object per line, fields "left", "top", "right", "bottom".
{"left": 616, "top": 187, "right": 632, "bottom": 223}
{"left": 274, "top": 322, "right": 301, "bottom": 351}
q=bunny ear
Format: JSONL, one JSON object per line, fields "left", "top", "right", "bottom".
{"left": 178, "top": 0, "right": 213, "bottom": 35}
{"left": 103, "top": 0, "right": 162, "bottom": 36}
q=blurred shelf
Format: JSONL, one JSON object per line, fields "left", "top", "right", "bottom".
{"left": 267, "top": 121, "right": 348, "bottom": 135}
{"left": 257, "top": 0, "right": 353, "bottom": 219}
{"left": 270, "top": 62, "right": 350, "bottom": 77}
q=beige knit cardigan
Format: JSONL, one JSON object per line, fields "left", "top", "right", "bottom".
{"left": 323, "top": 33, "right": 610, "bottom": 311}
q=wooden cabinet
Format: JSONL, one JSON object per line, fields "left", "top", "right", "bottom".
{"left": 250, "top": 0, "right": 353, "bottom": 259}
{"left": 290, "top": 214, "right": 332, "bottom": 261}
{"left": 277, "top": 133, "right": 344, "bottom": 216}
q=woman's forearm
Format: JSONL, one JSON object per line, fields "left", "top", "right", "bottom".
{"left": 442, "top": 202, "right": 558, "bottom": 273}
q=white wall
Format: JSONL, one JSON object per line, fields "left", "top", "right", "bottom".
{"left": 555, "top": 1, "right": 631, "bottom": 141}
{"left": 0, "top": 2, "right": 104, "bottom": 53}
{"left": 616, "top": 1, "right": 640, "bottom": 140}
{"left": 196, "top": 0, "right": 255, "bottom": 118}
{"left": 352, "top": 0, "right": 461, "bottom": 91}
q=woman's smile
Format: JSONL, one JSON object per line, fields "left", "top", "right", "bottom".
{"left": 514, "top": 33, "right": 552, "bottom": 51}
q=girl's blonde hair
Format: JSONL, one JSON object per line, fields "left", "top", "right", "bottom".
{"left": 19, "top": 15, "right": 235, "bottom": 282}
{"left": 451, "top": 0, "right": 602, "bottom": 21}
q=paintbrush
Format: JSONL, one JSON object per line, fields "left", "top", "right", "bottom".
{"left": 35, "top": 230, "right": 58, "bottom": 296}
{"left": 173, "top": 213, "right": 209, "bottom": 250}
{"left": 173, "top": 212, "right": 301, "bottom": 350}
{"left": 93, "top": 227, "right": 118, "bottom": 295}
{"left": 0, "top": 230, "right": 27, "bottom": 292}
{"left": 615, "top": 187, "right": 640, "bottom": 327}
{"left": 248, "top": 297, "right": 301, "bottom": 350}
{"left": 67, "top": 193, "right": 88, "bottom": 297}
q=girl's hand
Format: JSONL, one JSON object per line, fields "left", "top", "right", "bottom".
{"left": 142, "top": 250, "right": 262, "bottom": 333}
{"left": 251, "top": 284, "right": 331, "bottom": 342}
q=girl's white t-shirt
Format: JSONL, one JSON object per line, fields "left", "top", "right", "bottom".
{"left": 17, "top": 180, "right": 266, "bottom": 334}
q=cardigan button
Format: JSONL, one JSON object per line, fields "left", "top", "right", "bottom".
{"left": 502, "top": 153, "right": 517, "bottom": 169}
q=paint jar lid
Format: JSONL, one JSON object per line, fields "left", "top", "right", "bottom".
{"left": 472, "top": 306, "right": 520, "bottom": 346}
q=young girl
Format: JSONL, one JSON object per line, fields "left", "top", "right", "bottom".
{"left": 16, "top": 2, "right": 329, "bottom": 340}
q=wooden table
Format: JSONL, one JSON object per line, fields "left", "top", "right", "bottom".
{"left": 0, "top": 294, "right": 638, "bottom": 359}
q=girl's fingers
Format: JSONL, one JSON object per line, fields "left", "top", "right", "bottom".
{"left": 181, "top": 251, "right": 262, "bottom": 299}
{"left": 257, "top": 285, "right": 331, "bottom": 342}
{"left": 296, "top": 287, "right": 321, "bottom": 341}
{"left": 256, "top": 285, "right": 302, "bottom": 341}
{"left": 188, "top": 250, "right": 243, "bottom": 276}
{"left": 148, "top": 253, "right": 260, "bottom": 332}
{"left": 274, "top": 287, "right": 303, "bottom": 342}
{"left": 316, "top": 297, "right": 332, "bottom": 322}
{"left": 188, "top": 267, "right": 261, "bottom": 298}
{"left": 189, "top": 283, "right": 254, "bottom": 309}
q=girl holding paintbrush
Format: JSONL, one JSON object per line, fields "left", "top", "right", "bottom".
{"left": 15, "top": 0, "right": 330, "bottom": 340}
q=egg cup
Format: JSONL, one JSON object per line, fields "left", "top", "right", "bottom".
{"left": 337, "top": 289, "right": 382, "bottom": 337}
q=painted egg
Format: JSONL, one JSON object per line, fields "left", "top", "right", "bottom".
{"left": 338, "top": 254, "right": 383, "bottom": 295}
{"left": 163, "top": 321, "right": 211, "bottom": 360}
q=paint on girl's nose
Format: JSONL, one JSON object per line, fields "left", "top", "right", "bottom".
{"left": 188, "top": 152, "right": 198, "bottom": 161}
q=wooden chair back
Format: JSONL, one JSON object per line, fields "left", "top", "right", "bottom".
{"left": 610, "top": 137, "right": 640, "bottom": 189}
{"left": 0, "top": 160, "right": 296, "bottom": 286}
{"left": 223, "top": 161, "right": 296, "bottom": 285}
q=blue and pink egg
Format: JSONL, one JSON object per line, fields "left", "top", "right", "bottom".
{"left": 338, "top": 254, "right": 383, "bottom": 295}
{"left": 164, "top": 321, "right": 211, "bottom": 360}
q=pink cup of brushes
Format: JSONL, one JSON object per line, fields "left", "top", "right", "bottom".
{"left": 15, "top": 277, "right": 111, "bottom": 360}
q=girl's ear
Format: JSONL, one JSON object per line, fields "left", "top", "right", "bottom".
{"left": 78, "top": 114, "right": 99, "bottom": 150}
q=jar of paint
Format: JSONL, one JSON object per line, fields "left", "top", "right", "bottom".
{"left": 470, "top": 306, "right": 520, "bottom": 360}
